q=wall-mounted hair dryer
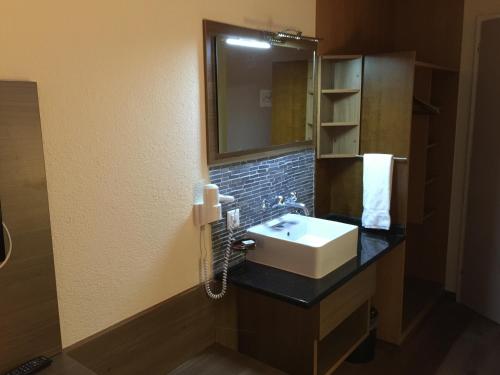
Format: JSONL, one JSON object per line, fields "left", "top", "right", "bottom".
{"left": 193, "top": 184, "right": 234, "bottom": 226}
{"left": 194, "top": 183, "right": 236, "bottom": 300}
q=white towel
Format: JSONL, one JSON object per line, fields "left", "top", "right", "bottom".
{"left": 361, "top": 154, "right": 394, "bottom": 230}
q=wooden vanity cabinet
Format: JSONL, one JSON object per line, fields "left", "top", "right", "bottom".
{"left": 237, "top": 265, "right": 376, "bottom": 375}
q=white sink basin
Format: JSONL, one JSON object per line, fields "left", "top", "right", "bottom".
{"left": 246, "top": 214, "right": 358, "bottom": 279}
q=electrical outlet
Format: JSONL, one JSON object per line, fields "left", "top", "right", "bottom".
{"left": 227, "top": 209, "right": 240, "bottom": 229}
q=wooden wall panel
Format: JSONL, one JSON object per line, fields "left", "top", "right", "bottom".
{"left": 215, "top": 286, "right": 239, "bottom": 351}
{"left": 238, "top": 288, "right": 318, "bottom": 375}
{"left": 372, "top": 242, "right": 406, "bottom": 345}
{"left": 316, "top": 0, "right": 395, "bottom": 56}
{"left": 393, "top": 0, "right": 465, "bottom": 70}
{"left": 0, "top": 81, "right": 61, "bottom": 373}
{"left": 67, "top": 286, "right": 215, "bottom": 375}
{"left": 361, "top": 52, "right": 415, "bottom": 157}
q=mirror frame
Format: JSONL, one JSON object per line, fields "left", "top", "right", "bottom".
{"left": 203, "top": 20, "right": 317, "bottom": 165}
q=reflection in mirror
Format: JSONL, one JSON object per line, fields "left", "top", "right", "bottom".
{"left": 216, "top": 37, "right": 315, "bottom": 153}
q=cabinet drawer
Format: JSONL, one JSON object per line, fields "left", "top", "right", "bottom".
{"left": 319, "top": 265, "right": 376, "bottom": 340}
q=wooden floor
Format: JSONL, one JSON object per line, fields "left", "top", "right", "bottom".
{"left": 170, "top": 296, "right": 500, "bottom": 375}
{"left": 335, "top": 295, "right": 499, "bottom": 375}
{"left": 169, "top": 344, "right": 286, "bottom": 375}
{"left": 39, "top": 354, "right": 96, "bottom": 375}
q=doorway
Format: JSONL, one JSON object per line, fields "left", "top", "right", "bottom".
{"left": 460, "top": 16, "right": 500, "bottom": 323}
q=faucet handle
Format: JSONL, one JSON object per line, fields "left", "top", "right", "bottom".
{"left": 262, "top": 199, "right": 270, "bottom": 211}
{"left": 271, "top": 195, "right": 284, "bottom": 209}
{"left": 289, "top": 192, "right": 298, "bottom": 203}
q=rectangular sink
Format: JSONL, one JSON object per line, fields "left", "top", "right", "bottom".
{"left": 246, "top": 214, "right": 358, "bottom": 279}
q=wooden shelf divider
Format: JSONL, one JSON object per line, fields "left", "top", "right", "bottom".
{"left": 426, "top": 142, "right": 439, "bottom": 150}
{"left": 321, "top": 88, "right": 360, "bottom": 94}
{"left": 321, "top": 121, "right": 359, "bottom": 127}
{"left": 425, "top": 176, "right": 438, "bottom": 186}
{"left": 415, "top": 60, "right": 459, "bottom": 73}
{"left": 413, "top": 96, "right": 440, "bottom": 115}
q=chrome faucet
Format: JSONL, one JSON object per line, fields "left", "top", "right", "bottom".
{"left": 272, "top": 192, "right": 309, "bottom": 216}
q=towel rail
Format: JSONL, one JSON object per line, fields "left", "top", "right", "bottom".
{"left": 355, "top": 154, "right": 408, "bottom": 162}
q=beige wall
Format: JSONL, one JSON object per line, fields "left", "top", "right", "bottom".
{"left": 447, "top": 0, "right": 500, "bottom": 292}
{"left": 0, "top": 0, "right": 315, "bottom": 347}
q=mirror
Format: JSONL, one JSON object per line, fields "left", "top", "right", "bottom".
{"left": 203, "top": 20, "right": 317, "bottom": 164}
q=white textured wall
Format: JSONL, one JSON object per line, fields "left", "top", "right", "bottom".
{"left": 447, "top": 0, "right": 500, "bottom": 292}
{"left": 0, "top": 0, "right": 315, "bottom": 347}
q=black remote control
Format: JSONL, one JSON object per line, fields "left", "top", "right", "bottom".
{"left": 4, "top": 356, "right": 52, "bottom": 375}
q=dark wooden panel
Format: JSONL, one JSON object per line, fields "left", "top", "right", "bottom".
{"left": 316, "top": 0, "right": 394, "bottom": 56}
{"left": 361, "top": 52, "right": 415, "bottom": 225}
{"left": 170, "top": 344, "right": 285, "bottom": 375}
{"left": 317, "top": 159, "right": 363, "bottom": 218}
{"left": 361, "top": 52, "right": 415, "bottom": 157}
{"left": 238, "top": 288, "right": 318, "bottom": 375}
{"left": 393, "top": 0, "right": 464, "bottom": 71}
{"left": 316, "top": 158, "right": 407, "bottom": 223}
{"left": 372, "top": 242, "right": 405, "bottom": 344}
{"left": 0, "top": 81, "right": 61, "bottom": 373}
{"left": 67, "top": 285, "right": 215, "bottom": 375}
{"left": 215, "top": 286, "right": 238, "bottom": 351}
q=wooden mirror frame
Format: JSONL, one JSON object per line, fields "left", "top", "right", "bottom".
{"left": 203, "top": 20, "right": 317, "bottom": 165}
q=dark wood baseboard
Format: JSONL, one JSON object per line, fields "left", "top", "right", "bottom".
{"left": 66, "top": 285, "right": 216, "bottom": 375}
{"left": 169, "top": 344, "right": 285, "bottom": 375}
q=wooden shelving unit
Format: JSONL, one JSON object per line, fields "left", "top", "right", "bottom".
{"left": 317, "top": 55, "right": 363, "bottom": 158}
{"left": 404, "top": 58, "right": 459, "bottom": 341}
{"left": 237, "top": 266, "right": 376, "bottom": 375}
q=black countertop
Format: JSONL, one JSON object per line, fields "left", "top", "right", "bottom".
{"left": 227, "top": 215, "right": 405, "bottom": 308}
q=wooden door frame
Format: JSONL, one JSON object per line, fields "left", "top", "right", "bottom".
{"left": 457, "top": 14, "right": 500, "bottom": 302}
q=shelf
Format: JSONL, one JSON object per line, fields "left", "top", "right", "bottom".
{"left": 426, "top": 142, "right": 439, "bottom": 150}
{"left": 321, "top": 89, "right": 360, "bottom": 94}
{"left": 321, "top": 54, "right": 363, "bottom": 61}
{"left": 317, "top": 301, "right": 369, "bottom": 375}
{"left": 413, "top": 96, "right": 440, "bottom": 115}
{"left": 425, "top": 177, "right": 438, "bottom": 186}
{"left": 423, "top": 210, "right": 436, "bottom": 221}
{"left": 319, "top": 153, "right": 358, "bottom": 159}
{"left": 415, "top": 60, "right": 459, "bottom": 73}
{"left": 321, "top": 121, "right": 359, "bottom": 127}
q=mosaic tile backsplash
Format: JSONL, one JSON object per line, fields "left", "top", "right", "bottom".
{"left": 209, "top": 149, "right": 315, "bottom": 272}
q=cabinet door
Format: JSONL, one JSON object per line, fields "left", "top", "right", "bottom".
{"left": 0, "top": 81, "right": 61, "bottom": 372}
